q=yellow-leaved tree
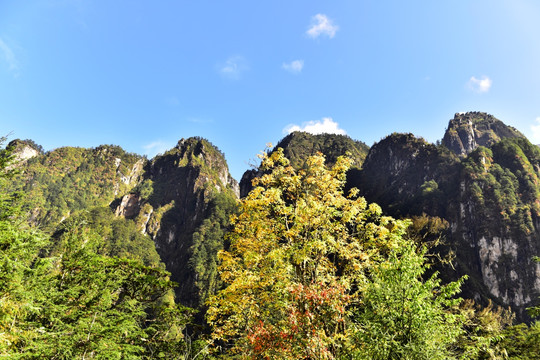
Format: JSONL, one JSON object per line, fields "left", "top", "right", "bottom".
{"left": 206, "top": 149, "right": 465, "bottom": 359}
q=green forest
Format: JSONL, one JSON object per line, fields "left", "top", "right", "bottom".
{"left": 1, "top": 135, "right": 540, "bottom": 359}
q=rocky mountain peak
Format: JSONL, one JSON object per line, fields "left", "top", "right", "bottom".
{"left": 276, "top": 131, "right": 369, "bottom": 169}
{"left": 356, "top": 133, "right": 458, "bottom": 217}
{"left": 6, "top": 139, "right": 42, "bottom": 168}
{"left": 239, "top": 131, "right": 369, "bottom": 197}
{"left": 442, "top": 112, "right": 525, "bottom": 157}
{"left": 152, "top": 137, "right": 239, "bottom": 197}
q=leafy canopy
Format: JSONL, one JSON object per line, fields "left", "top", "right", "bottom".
{"left": 207, "top": 149, "right": 466, "bottom": 359}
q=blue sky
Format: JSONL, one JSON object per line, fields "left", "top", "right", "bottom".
{"left": 2, "top": 1, "right": 540, "bottom": 180}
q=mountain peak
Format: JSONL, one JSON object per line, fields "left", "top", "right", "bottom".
{"left": 442, "top": 112, "right": 525, "bottom": 156}
{"left": 6, "top": 139, "right": 42, "bottom": 168}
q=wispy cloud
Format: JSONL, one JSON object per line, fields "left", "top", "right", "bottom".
{"left": 164, "top": 96, "right": 180, "bottom": 106}
{"left": 467, "top": 76, "right": 492, "bottom": 93}
{"left": 0, "top": 37, "right": 19, "bottom": 76}
{"left": 282, "top": 60, "right": 304, "bottom": 74}
{"left": 530, "top": 117, "right": 540, "bottom": 143}
{"left": 283, "top": 117, "right": 346, "bottom": 135}
{"left": 306, "top": 14, "right": 338, "bottom": 39}
{"left": 218, "top": 55, "right": 248, "bottom": 80}
{"left": 142, "top": 140, "right": 174, "bottom": 158}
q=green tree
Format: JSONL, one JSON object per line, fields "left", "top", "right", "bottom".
{"left": 207, "top": 149, "right": 466, "bottom": 359}
{"left": 11, "top": 222, "right": 193, "bottom": 359}
{"left": 0, "top": 138, "right": 195, "bottom": 359}
{"left": 352, "top": 243, "right": 464, "bottom": 360}
{"left": 0, "top": 137, "right": 49, "bottom": 354}
{"left": 499, "top": 322, "right": 540, "bottom": 359}
{"left": 455, "top": 300, "right": 514, "bottom": 360}
{"left": 189, "top": 192, "right": 239, "bottom": 305}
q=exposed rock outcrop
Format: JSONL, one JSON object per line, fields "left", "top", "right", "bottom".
{"left": 442, "top": 112, "right": 525, "bottom": 157}
{"left": 354, "top": 123, "right": 540, "bottom": 321}
{"left": 115, "top": 193, "right": 140, "bottom": 218}
{"left": 6, "top": 139, "right": 40, "bottom": 169}
{"left": 239, "top": 169, "right": 260, "bottom": 198}
{"left": 355, "top": 133, "right": 459, "bottom": 218}
{"left": 119, "top": 137, "right": 239, "bottom": 306}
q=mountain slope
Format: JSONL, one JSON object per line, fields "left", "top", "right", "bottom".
{"left": 126, "top": 137, "right": 238, "bottom": 306}
{"left": 8, "top": 143, "right": 144, "bottom": 230}
{"left": 8, "top": 137, "right": 239, "bottom": 309}
{"left": 240, "top": 131, "right": 369, "bottom": 197}
{"left": 353, "top": 113, "right": 540, "bottom": 320}
{"left": 6, "top": 112, "right": 540, "bottom": 320}
{"left": 352, "top": 133, "right": 459, "bottom": 218}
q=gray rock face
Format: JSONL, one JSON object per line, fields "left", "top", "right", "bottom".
{"left": 239, "top": 169, "right": 260, "bottom": 198}
{"left": 355, "top": 125, "right": 540, "bottom": 321}
{"left": 442, "top": 112, "right": 525, "bottom": 157}
{"left": 115, "top": 193, "right": 140, "bottom": 218}
{"left": 356, "top": 133, "right": 458, "bottom": 218}
{"left": 6, "top": 141, "right": 40, "bottom": 170}
{"left": 117, "top": 137, "right": 239, "bottom": 307}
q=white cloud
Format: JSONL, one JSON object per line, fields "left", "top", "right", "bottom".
{"left": 468, "top": 76, "right": 492, "bottom": 93}
{"left": 530, "top": 117, "right": 540, "bottom": 143}
{"left": 142, "top": 141, "right": 174, "bottom": 158}
{"left": 0, "top": 37, "right": 19, "bottom": 75}
{"left": 218, "top": 55, "right": 248, "bottom": 80}
{"left": 283, "top": 117, "right": 347, "bottom": 135}
{"left": 282, "top": 60, "right": 304, "bottom": 74}
{"left": 306, "top": 14, "right": 338, "bottom": 39}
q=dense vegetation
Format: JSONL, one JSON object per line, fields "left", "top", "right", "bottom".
{"left": 207, "top": 149, "right": 540, "bottom": 359}
{"left": 0, "top": 140, "right": 193, "bottom": 358}
{"left": 6, "top": 137, "right": 239, "bottom": 311}
{"left": 240, "top": 132, "right": 369, "bottom": 198}
{"left": 2, "top": 127, "right": 540, "bottom": 358}
{"left": 54, "top": 206, "right": 163, "bottom": 267}
{"left": 274, "top": 131, "right": 369, "bottom": 169}
{"left": 7, "top": 143, "right": 143, "bottom": 231}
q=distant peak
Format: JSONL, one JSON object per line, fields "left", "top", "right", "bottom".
{"left": 442, "top": 112, "right": 525, "bottom": 156}
{"left": 452, "top": 111, "right": 495, "bottom": 124}
{"left": 8, "top": 139, "right": 44, "bottom": 154}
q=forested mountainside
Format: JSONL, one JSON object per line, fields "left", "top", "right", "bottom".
{"left": 8, "top": 112, "right": 540, "bottom": 319}
{"left": 7, "top": 137, "right": 238, "bottom": 308}
{"left": 240, "top": 131, "right": 369, "bottom": 197}
{"left": 240, "top": 112, "right": 540, "bottom": 322}
{"left": 351, "top": 112, "right": 540, "bottom": 321}
{"left": 3, "top": 111, "right": 540, "bottom": 357}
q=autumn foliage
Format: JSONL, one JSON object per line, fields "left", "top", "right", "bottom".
{"left": 206, "top": 149, "right": 467, "bottom": 359}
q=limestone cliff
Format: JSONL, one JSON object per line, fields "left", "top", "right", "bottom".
{"left": 6, "top": 139, "right": 41, "bottom": 169}
{"left": 442, "top": 112, "right": 525, "bottom": 157}
{"left": 117, "top": 137, "right": 239, "bottom": 307}
{"left": 354, "top": 119, "right": 540, "bottom": 321}
{"left": 452, "top": 141, "right": 540, "bottom": 320}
